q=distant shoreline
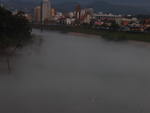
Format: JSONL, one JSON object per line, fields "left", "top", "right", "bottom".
{"left": 33, "top": 24, "right": 150, "bottom": 43}
{"left": 68, "top": 32, "right": 100, "bottom": 37}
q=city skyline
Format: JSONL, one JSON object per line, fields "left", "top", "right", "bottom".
{"left": 1, "top": 0, "right": 150, "bottom": 16}
{"left": 33, "top": 0, "right": 150, "bottom": 33}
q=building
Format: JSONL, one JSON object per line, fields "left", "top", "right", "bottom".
{"left": 75, "top": 4, "right": 81, "bottom": 20}
{"left": 143, "top": 19, "right": 150, "bottom": 28}
{"left": 94, "top": 13, "right": 122, "bottom": 21}
{"left": 34, "top": 6, "right": 41, "bottom": 23}
{"left": 65, "top": 18, "right": 75, "bottom": 25}
{"left": 80, "top": 8, "right": 93, "bottom": 24}
{"left": 41, "top": 0, "right": 51, "bottom": 22}
{"left": 50, "top": 8, "right": 56, "bottom": 17}
{"left": 25, "top": 14, "right": 32, "bottom": 22}
{"left": 68, "top": 12, "right": 74, "bottom": 18}
{"left": 83, "top": 13, "right": 92, "bottom": 24}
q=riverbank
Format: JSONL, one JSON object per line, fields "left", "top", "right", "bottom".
{"left": 33, "top": 25, "right": 150, "bottom": 42}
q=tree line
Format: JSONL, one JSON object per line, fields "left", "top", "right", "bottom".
{"left": 0, "top": 6, "right": 32, "bottom": 49}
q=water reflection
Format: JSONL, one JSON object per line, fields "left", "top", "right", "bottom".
{"left": 0, "top": 29, "right": 150, "bottom": 113}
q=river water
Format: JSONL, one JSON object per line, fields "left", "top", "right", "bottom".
{"left": 1, "top": 29, "right": 150, "bottom": 113}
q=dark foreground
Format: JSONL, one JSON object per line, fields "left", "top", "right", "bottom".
{"left": 1, "top": 29, "right": 150, "bottom": 113}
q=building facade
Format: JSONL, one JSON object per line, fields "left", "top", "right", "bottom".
{"left": 34, "top": 6, "right": 41, "bottom": 23}
{"left": 42, "top": 0, "right": 51, "bottom": 22}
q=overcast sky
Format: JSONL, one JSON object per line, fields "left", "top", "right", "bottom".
{"left": 3, "top": 0, "right": 150, "bottom": 7}
{"left": 42, "top": 0, "right": 150, "bottom": 6}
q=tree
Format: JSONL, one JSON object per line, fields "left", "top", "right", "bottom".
{"left": 0, "top": 7, "right": 31, "bottom": 48}
{"left": 0, "top": 7, "right": 32, "bottom": 72}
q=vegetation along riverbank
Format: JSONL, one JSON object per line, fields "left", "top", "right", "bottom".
{"left": 0, "top": 6, "right": 32, "bottom": 50}
{"left": 33, "top": 24, "right": 150, "bottom": 42}
{"left": 0, "top": 6, "right": 32, "bottom": 71}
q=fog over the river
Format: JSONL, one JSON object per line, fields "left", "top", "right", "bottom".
{"left": 0, "top": 29, "right": 150, "bottom": 113}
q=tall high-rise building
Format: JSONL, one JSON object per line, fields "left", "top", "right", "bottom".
{"left": 34, "top": 6, "right": 41, "bottom": 23}
{"left": 50, "top": 8, "right": 56, "bottom": 17}
{"left": 41, "top": 0, "right": 51, "bottom": 22}
{"left": 75, "top": 4, "right": 81, "bottom": 20}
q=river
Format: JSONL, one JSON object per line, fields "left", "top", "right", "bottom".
{"left": 0, "top": 29, "right": 150, "bottom": 113}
